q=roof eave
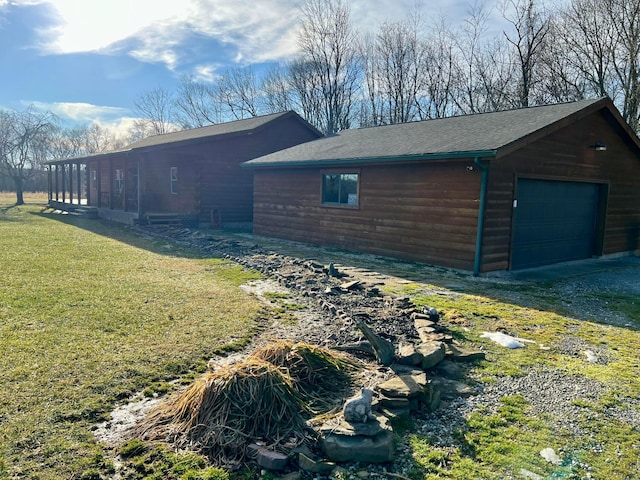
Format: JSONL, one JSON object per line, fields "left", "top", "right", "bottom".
{"left": 44, "top": 149, "right": 132, "bottom": 165}
{"left": 243, "top": 150, "right": 497, "bottom": 168}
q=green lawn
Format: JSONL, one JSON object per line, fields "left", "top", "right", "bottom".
{"left": 0, "top": 195, "right": 262, "bottom": 479}
{"left": 2, "top": 194, "right": 639, "bottom": 480}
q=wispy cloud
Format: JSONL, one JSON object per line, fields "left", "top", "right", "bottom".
{"left": 25, "top": 100, "right": 145, "bottom": 138}
{"left": 27, "top": 101, "right": 129, "bottom": 123}
{"left": 18, "top": 0, "right": 442, "bottom": 72}
{"left": 192, "top": 64, "right": 223, "bottom": 83}
{"left": 9, "top": 0, "right": 478, "bottom": 84}
{"left": 22, "top": 0, "right": 301, "bottom": 69}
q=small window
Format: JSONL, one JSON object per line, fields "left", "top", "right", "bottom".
{"left": 322, "top": 173, "right": 359, "bottom": 206}
{"left": 115, "top": 169, "right": 124, "bottom": 192}
{"left": 91, "top": 169, "right": 97, "bottom": 188}
{"left": 170, "top": 166, "right": 179, "bottom": 194}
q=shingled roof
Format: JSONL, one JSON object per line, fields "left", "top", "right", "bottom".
{"left": 244, "top": 98, "right": 629, "bottom": 168}
{"left": 46, "top": 110, "right": 319, "bottom": 165}
{"left": 126, "top": 111, "right": 300, "bottom": 150}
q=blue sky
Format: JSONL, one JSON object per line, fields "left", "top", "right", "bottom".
{"left": 0, "top": 0, "right": 480, "bottom": 136}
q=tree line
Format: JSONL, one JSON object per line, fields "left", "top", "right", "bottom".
{"left": 2, "top": 0, "right": 640, "bottom": 204}
{"left": 132, "top": 0, "right": 640, "bottom": 135}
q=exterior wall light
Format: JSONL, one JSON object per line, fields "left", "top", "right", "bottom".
{"left": 591, "top": 141, "right": 607, "bottom": 151}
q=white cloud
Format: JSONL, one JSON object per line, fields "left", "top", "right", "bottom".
{"left": 16, "top": 0, "right": 487, "bottom": 84}
{"left": 25, "top": 100, "right": 149, "bottom": 140}
{"left": 27, "top": 100, "right": 128, "bottom": 123}
{"left": 192, "top": 64, "right": 223, "bottom": 83}
{"left": 25, "top": 0, "right": 301, "bottom": 67}
{"left": 25, "top": 0, "right": 461, "bottom": 71}
{"left": 33, "top": 0, "right": 191, "bottom": 53}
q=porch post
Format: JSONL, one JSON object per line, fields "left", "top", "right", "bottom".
{"left": 124, "top": 155, "right": 128, "bottom": 212}
{"left": 76, "top": 162, "right": 82, "bottom": 204}
{"left": 137, "top": 157, "right": 142, "bottom": 216}
{"left": 62, "top": 164, "right": 66, "bottom": 203}
{"left": 86, "top": 164, "right": 91, "bottom": 205}
{"left": 69, "top": 163, "right": 74, "bottom": 204}
{"left": 54, "top": 165, "right": 59, "bottom": 201}
{"left": 109, "top": 157, "right": 113, "bottom": 209}
{"left": 97, "top": 159, "right": 102, "bottom": 207}
{"left": 47, "top": 166, "right": 52, "bottom": 202}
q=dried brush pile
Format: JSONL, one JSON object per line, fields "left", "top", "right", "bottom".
{"left": 136, "top": 342, "right": 358, "bottom": 464}
{"left": 252, "top": 340, "right": 357, "bottom": 412}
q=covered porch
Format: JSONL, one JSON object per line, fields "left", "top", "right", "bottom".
{"left": 45, "top": 151, "right": 142, "bottom": 225}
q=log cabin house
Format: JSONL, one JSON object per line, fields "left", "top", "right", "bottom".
{"left": 243, "top": 98, "right": 640, "bottom": 274}
{"left": 46, "top": 111, "right": 322, "bottom": 227}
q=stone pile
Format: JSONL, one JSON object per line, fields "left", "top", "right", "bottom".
{"left": 131, "top": 226, "right": 487, "bottom": 473}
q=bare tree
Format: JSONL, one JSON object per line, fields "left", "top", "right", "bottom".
{"left": 296, "top": 0, "right": 361, "bottom": 134}
{"left": 50, "top": 123, "right": 113, "bottom": 159}
{"left": 173, "top": 74, "right": 222, "bottom": 128}
{"left": 552, "top": 0, "right": 640, "bottom": 131}
{"left": 604, "top": 0, "right": 640, "bottom": 132}
{"left": 132, "top": 87, "right": 177, "bottom": 139}
{"left": 452, "top": 4, "right": 516, "bottom": 114}
{"left": 288, "top": 58, "right": 326, "bottom": 130}
{"left": 217, "top": 67, "right": 262, "bottom": 119}
{"left": 416, "top": 18, "right": 458, "bottom": 119}
{"left": 261, "top": 65, "right": 295, "bottom": 114}
{"left": 364, "top": 14, "right": 424, "bottom": 125}
{"left": 502, "top": 0, "right": 552, "bottom": 107}
{"left": 0, "top": 106, "right": 56, "bottom": 204}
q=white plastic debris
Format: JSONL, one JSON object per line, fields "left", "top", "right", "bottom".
{"left": 540, "top": 447, "right": 562, "bottom": 465}
{"left": 584, "top": 350, "right": 598, "bottom": 363}
{"left": 480, "top": 331, "right": 534, "bottom": 349}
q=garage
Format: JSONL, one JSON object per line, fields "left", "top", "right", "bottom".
{"left": 511, "top": 179, "right": 602, "bottom": 269}
{"left": 246, "top": 97, "right": 640, "bottom": 274}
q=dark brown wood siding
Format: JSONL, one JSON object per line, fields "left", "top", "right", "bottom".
{"left": 254, "top": 161, "right": 482, "bottom": 270}
{"left": 483, "top": 109, "right": 640, "bottom": 271}
{"left": 133, "top": 115, "right": 321, "bottom": 224}
{"left": 140, "top": 153, "right": 200, "bottom": 214}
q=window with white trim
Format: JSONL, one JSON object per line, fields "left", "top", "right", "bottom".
{"left": 322, "top": 172, "right": 359, "bottom": 206}
{"left": 115, "top": 169, "right": 124, "bottom": 192}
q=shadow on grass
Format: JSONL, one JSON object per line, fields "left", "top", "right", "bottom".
{"left": 32, "top": 208, "right": 208, "bottom": 260}
{"left": 0, "top": 203, "right": 21, "bottom": 219}
{"left": 33, "top": 207, "right": 640, "bottom": 331}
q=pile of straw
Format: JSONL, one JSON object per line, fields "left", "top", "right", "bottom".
{"left": 251, "top": 340, "right": 357, "bottom": 411}
{"left": 136, "top": 341, "right": 357, "bottom": 464}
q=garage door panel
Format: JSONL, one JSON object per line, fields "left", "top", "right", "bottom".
{"left": 512, "top": 179, "right": 599, "bottom": 269}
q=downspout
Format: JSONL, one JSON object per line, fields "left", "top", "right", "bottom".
{"left": 473, "top": 157, "right": 489, "bottom": 276}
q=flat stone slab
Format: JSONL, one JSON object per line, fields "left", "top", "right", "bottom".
{"left": 378, "top": 395, "right": 410, "bottom": 409}
{"left": 319, "top": 414, "right": 391, "bottom": 437}
{"left": 445, "top": 344, "right": 486, "bottom": 362}
{"left": 298, "top": 453, "right": 337, "bottom": 474}
{"left": 380, "top": 406, "right": 411, "bottom": 420}
{"left": 377, "top": 371, "right": 427, "bottom": 399}
{"left": 416, "top": 341, "right": 446, "bottom": 369}
{"left": 430, "top": 376, "right": 477, "bottom": 399}
{"left": 435, "top": 359, "right": 464, "bottom": 380}
{"left": 248, "top": 444, "right": 289, "bottom": 470}
{"left": 397, "top": 343, "right": 423, "bottom": 366}
{"left": 321, "top": 430, "right": 394, "bottom": 463}
{"left": 414, "top": 319, "right": 437, "bottom": 330}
